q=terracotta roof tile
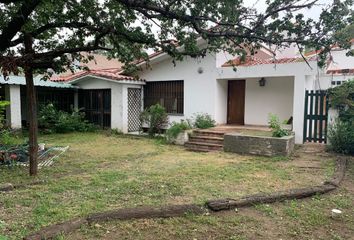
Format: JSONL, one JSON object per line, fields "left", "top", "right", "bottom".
{"left": 326, "top": 68, "right": 354, "bottom": 75}
{"left": 51, "top": 68, "right": 144, "bottom": 83}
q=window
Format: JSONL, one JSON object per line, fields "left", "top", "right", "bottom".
{"left": 144, "top": 80, "right": 184, "bottom": 114}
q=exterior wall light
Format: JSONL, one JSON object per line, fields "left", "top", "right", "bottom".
{"left": 197, "top": 67, "right": 204, "bottom": 74}
{"left": 259, "top": 77, "right": 266, "bottom": 87}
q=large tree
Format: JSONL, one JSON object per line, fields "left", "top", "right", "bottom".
{"left": 0, "top": 0, "right": 353, "bottom": 175}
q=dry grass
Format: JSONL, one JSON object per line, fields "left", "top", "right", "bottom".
{"left": 0, "top": 132, "right": 347, "bottom": 240}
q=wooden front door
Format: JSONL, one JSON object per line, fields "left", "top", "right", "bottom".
{"left": 227, "top": 80, "right": 245, "bottom": 125}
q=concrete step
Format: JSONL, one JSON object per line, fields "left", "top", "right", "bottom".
{"left": 185, "top": 142, "right": 223, "bottom": 152}
{"left": 192, "top": 130, "right": 225, "bottom": 138}
{"left": 189, "top": 135, "right": 224, "bottom": 145}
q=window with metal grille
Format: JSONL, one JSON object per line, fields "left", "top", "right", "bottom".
{"left": 144, "top": 80, "right": 184, "bottom": 114}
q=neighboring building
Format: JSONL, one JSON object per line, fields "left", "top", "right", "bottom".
{"left": 1, "top": 41, "right": 353, "bottom": 144}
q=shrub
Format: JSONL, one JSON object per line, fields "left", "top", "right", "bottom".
{"left": 327, "top": 120, "right": 354, "bottom": 155}
{"left": 328, "top": 80, "right": 354, "bottom": 123}
{"left": 327, "top": 80, "right": 354, "bottom": 154}
{"left": 140, "top": 104, "right": 168, "bottom": 137}
{"left": 268, "top": 113, "right": 290, "bottom": 138}
{"left": 38, "top": 104, "right": 96, "bottom": 133}
{"left": 0, "top": 100, "right": 10, "bottom": 129}
{"left": 193, "top": 113, "right": 215, "bottom": 129}
{"left": 166, "top": 121, "right": 192, "bottom": 140}
{"left": 0, "top": 129, "right": 23, "bottom": 146}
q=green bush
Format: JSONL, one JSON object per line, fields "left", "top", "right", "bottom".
{"left": 0, "top": 129, "right": 23, "bottom": 146}
{"left": 38, "top": 104, "right": 96, "bottom": 133}
{"left": 193, "top": 113, "right": 215, "bottom": 129}
{"left": 328, "top": 80, "right": 354, "bottom": 123}
{"left": 327, "top": 120, "right": 354, "bottom": 155}
{"left": 140, "top": 104, "right": 168, "bottom": 137}
{"left": 0, "top": 100, "right": 10, "bottom": 129}
{"left": 328, "top": 80, "right": 354, "bottom": 155}
{"left": 166, "top": 121, "right": 192, "bottom": 140}
{"left": 268, "top": 113, "right": 290, "bottom": 138}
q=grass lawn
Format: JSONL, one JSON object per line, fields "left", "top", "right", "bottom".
{"left": 0, "top": 132, "right": 353, "bottom": 239}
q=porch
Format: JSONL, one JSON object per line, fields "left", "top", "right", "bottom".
{"left": 215, "top": 75, "right": 301, "bottom": 142}
{"left": 185, "top": 124, "right": 273, "bottom": 152}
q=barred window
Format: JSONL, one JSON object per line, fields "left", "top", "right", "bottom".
{"left": 144, "top": 80, "right": 184, "bottom": 114}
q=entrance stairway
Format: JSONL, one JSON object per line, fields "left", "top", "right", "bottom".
{"left": 185, "top": 130, "right": 224, "bottom": 152}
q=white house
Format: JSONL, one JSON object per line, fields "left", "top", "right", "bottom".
{"left": 136, "top": 41, "right": 354, "bottom": 144}
{"left": 1, "top": 41, "right": 353, "bottom": 144}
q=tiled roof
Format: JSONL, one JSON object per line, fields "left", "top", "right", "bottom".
{"left": 51, "top": 68, "right": 144, "bottom": 83}
{"left": 222, "top": 55, "right": 317, "bottom": 67}
{"left": 326, "top": 68, "right": 354, "bottom": 75}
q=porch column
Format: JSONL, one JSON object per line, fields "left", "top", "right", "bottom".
{"left": 292, "top": 75, "right": 306, "bottom": 144}
{"left": 73, "top": 90, "right": 79, "bottom": 110}
{"left": 121, "top": 85, "right": 129, "bottom": 133}
{"left": 4, "top": 85, "right": 22, "bottom": 129}
{"left": 111, "top": 84, "right": 123, "bottom": 131}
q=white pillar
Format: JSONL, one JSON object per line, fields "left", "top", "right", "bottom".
{"left": 292, "top": 75, "right": 306, "bottom": 144}
{"left": 110, "top": 84, "right": 123, "bottom": 131}
{"left": 4, "top": 85, "right": 22, "bottom": 129}
{"left": 121, "top": 85, "right": 129, "bottom": 133}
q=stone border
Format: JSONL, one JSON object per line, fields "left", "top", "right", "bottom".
{"left": 23, "top": 157, "right": 347, "bottom": 240}
{"left": 224, "top": 133, "right": 295, "bottom": 156}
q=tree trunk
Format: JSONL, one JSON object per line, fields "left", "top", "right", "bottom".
{"left": 24, "top": 34, "right": 38, "bottom": 176}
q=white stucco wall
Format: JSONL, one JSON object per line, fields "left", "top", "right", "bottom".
{"left": 328, "top": 48, "right": 354, "bottom": 71}
{"left": 4, "top": 85, "right": 22, "bottom": 129}
{"left": 244, "top": 77, "right": 294, "bottom": 126}
{"left": 138, "top": 54, "right": 220, "bottom": 124}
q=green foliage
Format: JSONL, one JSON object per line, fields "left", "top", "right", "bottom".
{"left": 327, "top": 120, "right": 354, "bottom": 155}
{"left": 328, "top": 80, "right": 354, "bottom": 123}
{"left": 268, "top": 113, "right": 290, "bottom": 138}
{"left": 38, "top": 104, "right": 96, "bottom": 133}
{"left": 140, "top": 104, "right": 168, "bottom": 137}
{"left": 0, "top": 100, "right": 10, "bottom": 129}
{"left": 166, "top": 121, "right": 192, "bottom": 140}
{"left": 0, "top": 129, "right": 23, "bottom": 146}
{"left": 193, "top": 113, "right": 216, "bottom": 129}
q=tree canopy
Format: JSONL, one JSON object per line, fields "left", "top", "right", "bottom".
{"left": 0, "top": 0, "right": 353, "bottom": 76}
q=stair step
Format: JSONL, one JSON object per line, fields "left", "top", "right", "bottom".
{"left": 192, "top": 130, "right": 224, "bottom": 137}
{"left": 185, "top": 129, "right": 225, "bottom": 152}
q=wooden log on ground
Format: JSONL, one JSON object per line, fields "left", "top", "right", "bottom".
{"left": 207, "top": 157, "right": 347, "bottom": 212}
{"left": 13, "top": 179, "right": 46, "bottom": 189}
{"left": 0, "top": 183, "right": 14, "bottom": 192}
{"left": 207, "top": 184, "right": 336, "bottom": 211}
{"left": 23, "top": 218, "right": 87, "bottom": 240}
{"left": 0, "top": 180, "right": 46, "bottom": 192}
{"left": 87, "top": 204, "right": 206, "bottom": 223}
{"left": 324, "top": 157, "right": 347, "bottom": 187}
